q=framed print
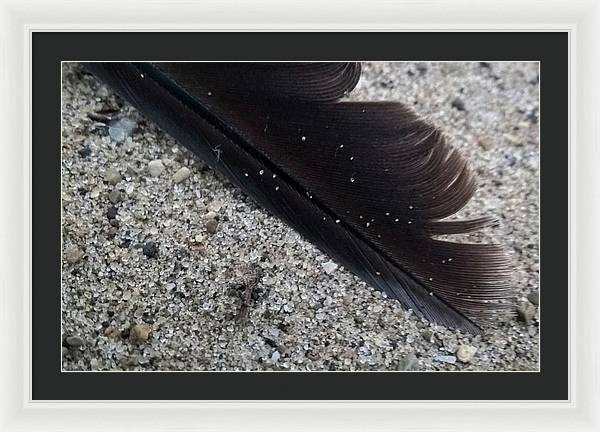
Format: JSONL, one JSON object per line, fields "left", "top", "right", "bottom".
{"left": 42, "top": 32, "right": 560, "bottom": 399}
{"left": 1, "top": 0, "right": 598, "bottom": 431}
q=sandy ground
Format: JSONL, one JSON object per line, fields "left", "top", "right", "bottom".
{"left": 61, "top": 62, "right": 540, "bottom": 371}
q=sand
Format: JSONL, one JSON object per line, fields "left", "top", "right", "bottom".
{"left": 61, "top": 61, "right": 539, "bottom": 372}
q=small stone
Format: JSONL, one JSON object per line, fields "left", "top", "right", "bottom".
{"left": 148, "top": 159, "right": 165, "bottom": 177}
{"left": 203, "top": 211, "right": 218, "bottom": 221}
{"left": 142, "top": 241, "right": 159, "bottom": 258}
{"left": 108, "top": 188, "right": 122, "bottom": 204}
{"left": 173, "top": 167, "right": 191, "bottom": 183}
{"left": 517, "top": 301, "right": 536, "bottom": 324}
{"left": 107, "top": 229, "right": 117, "bottom": 240}
{"left": 106, "top": 206, "right": 118, "bottom": 219}
{"left": 65, "top": 336, "right": 85, "bottom": 348}
{"left": 120, "top": 355, "right": 140, "bottom": 368}
{"left": 103, "top": 326, "right": 120, "bottom": 338}
{"left": 120, "top": 327, "right": 130, "bottom": 339}
{"left": 397, "top": 352, "right": 418, "bottom": 371}
{"left": 455, "top": 345, "right": 477, "bottom": 363}
{"left": 527, "top": 110, "right": 538, "bottom": 124}
{"left": 451, "top": 98, "right": 466, "bottom": 111}
{"left": 108, "top": 117, "right": 136, "bottom": 142}
{"left": 271, "top": 351, "right": 281, "bottom": 363}
{"left": 78, "top": 145, "right": 92, "bottom": 158}
{"left": 421, "top": 329, "right": 435, "bottom": 343}
{"left": 64, "top": 246, "right": 84, "bottom": 264}
{"left": 477, "top": 139, "right": 492, "bottom": 151}
{"left": 415, "top": 63, "right": 428, "bottom": 75}
{"left": 90, "top": 187, "right": 101, "bottom": 198}
{"left": 134, "top": 308, "right": 144, "bottom": 318}
{"left": 119, "top": 239, "right": 132, "bottom": 249}
{"left": 527, "top": 290, "right": 539, "bottom": 306}
{"left": 434, "top": 354, "right": 456, "bottom": 364}
{"left": 205, "top": 219, "right": 219, "bottom": 234}
{"left": 104, "top": 167, "right": 122, "bottom": 185}
{"left": 208, "top": 200, "right": 224, "bottom": 213}
{"left": 129, "top": 323, "right": 152, "bottom": 344}
{"left": 503, "top": 133, "right": 523, "bottom": 146}
{"left": 321, "top": 261, "right": 338, "bottom": 274}
{"left": 442, "top": 337, "right": 458, "bottom": 353}
{"left": 194, "top": 234, "right": 205, "bottom": 243}
{"left": 122, "top": 291, "right": 132, "bottom": 301}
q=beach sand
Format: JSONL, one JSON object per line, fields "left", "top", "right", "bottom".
{"left": 61, "top": 61, "right": 540, "bottom": 371}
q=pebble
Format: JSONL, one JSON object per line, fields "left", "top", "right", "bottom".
{"left": 106, "top": 206, "right": 118, "bottom": 219}
{"left": 208, "top": 200, "right": 224, "bottom": 213}
{"left": 173, "top": 167, "right": 191, "bottom": 183}
{"left": 451, "top": 98, "right": 466, "bottom": 111}
{"left": 434, "top": 354, "right": 457, "bottom": 364}
{"left": 517, "top": 302, "right": 536, "bottom": 324}
{"left": 78, "top": 145, "right": 92, "bottom": 158}
{"left": 397, "top": 352, "right": 418, "bottom": 371}
{"left": 108, "top": 118, "right": 136, "bottom": 142}
{"left": 143, "top": 241, "right": 159, "bottom": 258}
{"left": 108, "top": 188, "right": 122, "bottom": 204}
{"left": 415, "top": 63, "right": 428, "bottom": 75}
{"left": 477, "top": 138, "right": 492, "bottom": 151}
{"left": 148, "top": 159, "right": 165, "bottom": 177}
{"left": 203, "top": 211, "right": 218, "bottom": 221}
{"left": 90, "top": 187, "right": 101, "bottom": 198}
{"left": 455, "top": 345, "right": 477, "bottom": 363}
{"left": 129, "top": 323, "right": 152, "bottom": 344}
{"left": 103, "top": 326, "right": 120, "bottom": 338}
{"left": 527, "top": 290, "right": 539, "bottom": 306}
{"left": 65, "top": 335, "right": 85, "bottom": 348}
{"left": 104, "top": 167, "right": 122, "bottom": 185}
{"left": 205, "top": 219, "right": 219, "bottom": 234}
{"left": 503, "top": 133, "right": 523, "bottom": 146}
{"left": 120, "top": 355, "right": 140, "bottom": 368}
{"left": 122, "top": 291, "right": 132, "bottom": 301}
{"left": 64, "top": 246, "right": 84, "bottom": 264}
{"left": 421, "top": 329, "right": 435, "bottom": 343}
{"left": 442, "top": 337, "right": 458, "bottom": 353}
{"left": 321, "top": 261, "right": 338, "bottom": 274}
{"left": 527, "top": 110, "right": 538, "bottom": 124}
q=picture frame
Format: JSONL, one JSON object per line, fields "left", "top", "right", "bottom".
{"left": 1, "top": 0, "right": 597, "bottom": 430}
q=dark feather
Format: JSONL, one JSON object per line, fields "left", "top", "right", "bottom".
{"left": 83, "top": 62, "right": 516, "bottom": 333}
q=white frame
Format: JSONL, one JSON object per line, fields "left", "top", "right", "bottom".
{"left": 1, "top": 0, "right": 597, "bottom": 430}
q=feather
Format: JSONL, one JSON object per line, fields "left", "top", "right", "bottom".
{"left": 83, "top": 62, "right": 515, "bottom": 334}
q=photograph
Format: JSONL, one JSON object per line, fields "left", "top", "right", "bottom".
{"left": 60, "top": 61, "right": 540, "bottom": 372}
